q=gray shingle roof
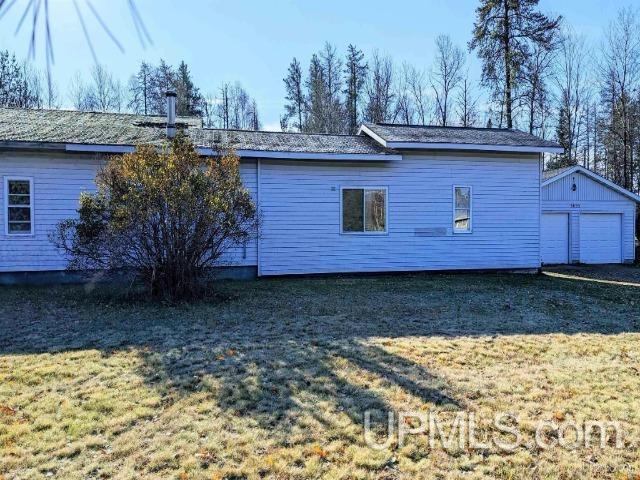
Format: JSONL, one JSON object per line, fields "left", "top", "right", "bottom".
{"left": 363, "top": 123, "right": 562, "bottom": 150}
{"left": 0, "top": 108, "right": 391, "bottom": 155}
{"left": 190, "top": 129, "right": 390, "bottom": 155}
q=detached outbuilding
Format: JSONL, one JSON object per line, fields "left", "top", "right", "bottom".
{"left": 541, "top": 165, "right": 640, "bottom": 265}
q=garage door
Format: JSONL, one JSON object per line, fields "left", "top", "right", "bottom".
{"left": 579, "top": 213, "right": 622, "bottom": 264}
{"left": 541, "top": 213, "right": 569, "bottom": 264}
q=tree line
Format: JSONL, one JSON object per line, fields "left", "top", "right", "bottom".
{"left": 279, "top": 3, "right": 640, "bottom": 194}
{"left": 0, "top": 54, "right": 262, "bottom": 131}
{"left": 281, "top": 39, "right": 476, "bottom": 134}
{"left": 1, "top": 1, "right": 639, "bottom": 193}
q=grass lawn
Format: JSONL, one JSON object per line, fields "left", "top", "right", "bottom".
{"left": 1, "top": 271, "right": 639, "bottom": 479}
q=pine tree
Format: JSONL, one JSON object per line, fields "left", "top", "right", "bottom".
{"left": 306, "top": 54, "right": 326, "bottom": 132}
{"left": 283, "top": 58, "right": 306, "bottom": 132}
{"left": 344, "top": 45, "right": 367, "bottom": 134}
{"left": 149, "top": 60, "right": 176, "bottom": 115}
{"left": 0, "top": 50, "right": 42, "bottom": 108}
{"left": 469, "top": 0, "right": 561, "bottom": 129}
{"left": 549, "top": 104, "right": 573, "bottom": 169}
{"left": 319, "top": 43, "right": 345, "bottom": 133}
{"left": 175, "top": 61, "right": 204, "bottom": 117}
{"left": 128, "top": 62, "right": 153, "bottom": 115}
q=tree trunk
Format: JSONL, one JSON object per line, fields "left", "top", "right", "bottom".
{"left": 503, "top": 0, "right": 513, "bottom": 129}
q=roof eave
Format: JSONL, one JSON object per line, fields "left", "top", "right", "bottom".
{"left": 2, "top": 141, "right": 402, "bottom": 161}
{"left": 229, "top": 149, "right": 401, "bottom": 161}
{"left": 385, "top": 142, "right": 563, "bottom": 154}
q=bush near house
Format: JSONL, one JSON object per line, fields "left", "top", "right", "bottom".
{"left": 52, "top": 133, "right": 257, "bottom": 300}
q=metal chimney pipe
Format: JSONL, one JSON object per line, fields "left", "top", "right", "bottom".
{"left": 166, "top": 91, "right": 177, "bottom": 138}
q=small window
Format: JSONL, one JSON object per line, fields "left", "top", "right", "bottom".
{"left": 5, "top": 177, "right": 33, "bottom": 235}
{"left": 453, "top": 186, "right": 471, "bottom": 233}
{"left": 341, "top": 187, "right": 387, "bottom": 234}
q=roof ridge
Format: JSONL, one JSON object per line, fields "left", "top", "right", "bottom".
{"left": 198, "top": 126, "right": 366, "bottom": 138}
{"left": 0, "top": 106, "right": 199, "bottom": 121}
{"left": 372, "top": 122, "right": 520, "bottom": 133}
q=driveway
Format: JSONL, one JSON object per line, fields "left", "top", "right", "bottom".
{"left": 543, "top": 263, "right": 640, "bottom": 287}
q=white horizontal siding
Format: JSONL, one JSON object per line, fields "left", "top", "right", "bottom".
{"left": 0, "top": 153, "right": 257, "bottom": 272}
{"left": 258, "top": 153, "right": 542, "bottom": 275}
{"left": 217, "top": 159, "right": 258, "bottom": 267}
{"left": 0, "top": 152, "right": 100, "bottom": 272}
{"left": 543, "top": 171, "right": 628, "bottom": 201}
{"left": 542, "top": 172, "right": 636, "bottom": 262}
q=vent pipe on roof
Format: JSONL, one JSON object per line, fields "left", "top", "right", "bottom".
{"left": 166, "top": 91, "right": 177, "bottom": 138}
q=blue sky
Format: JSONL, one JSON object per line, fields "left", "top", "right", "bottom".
{"left": 0, "top": 0, "right": 634, "bottom": 130}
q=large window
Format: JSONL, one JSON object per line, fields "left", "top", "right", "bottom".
{"left": 5, "top": 177, "right": 33, "bottom": 235}
{"left": 453, "top": 186, "right": 472, "bottom": 233}
{"left": 341, "top": 187, "right": 387, "bottom": 234}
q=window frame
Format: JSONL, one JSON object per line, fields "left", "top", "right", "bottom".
{"left": 452, "top": 185, "right": 472, "bottom": 234}
{"left": 340, "top": 186, "right": 389, "bottom": 235}
{"left": 4, "top": 176, "right": 34, "bottom": 236}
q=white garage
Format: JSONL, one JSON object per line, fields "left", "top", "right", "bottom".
{"left": 542, "top": 166, "right": 639, "bottom": 265}
{"left": 579, "top": 213, "right": 622, "bottom": 264}
{"left": 541, "top": 213, "right": 569, "bottom": 264}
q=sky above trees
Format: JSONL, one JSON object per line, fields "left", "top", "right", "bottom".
{"left": 0, "top": 0, "right": 632, "bottom": 130}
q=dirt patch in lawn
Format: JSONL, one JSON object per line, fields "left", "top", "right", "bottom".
{"left": 1, "top": 272, "right": 639, "bottom": 479}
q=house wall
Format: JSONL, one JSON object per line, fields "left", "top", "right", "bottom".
{"left": 0, "top": 152, "right": 258, "bottom": 273}
{"left": 256, "top": 152, "right": 542, "bottom": 275}
{"left": 1, "top": 150, "right": 543, "bottom": 276}
{"left": 542, "top": 171, "right": 636, "bottom": 263}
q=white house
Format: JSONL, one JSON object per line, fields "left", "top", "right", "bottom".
{"left": 1, "top": 96, "right": 629, "bottom": 282}
{"left": 541, "top": 165, "right": 639, "bottom": 265}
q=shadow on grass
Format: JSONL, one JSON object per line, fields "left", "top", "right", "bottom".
{"left": 1, "top": 271, "right": 639, "bottom": 434}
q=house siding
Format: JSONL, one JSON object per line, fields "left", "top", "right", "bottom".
{"left": 257, "top": 152, "right": 541, "bottom": 275}
{"left": 542, "top": 171, "right": 636, "bottom": 263}
{"left": 0, "top": 152, "right": 258, "bottom": 272}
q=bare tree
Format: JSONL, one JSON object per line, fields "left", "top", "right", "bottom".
{"left": 554, "top": 31, "right": 591, "bottom": 163}
{"left": 364, "top": 51, "right": 395, "bottom": 123}
{"left": 90, "top": 64, "right": 123, "bottom": 112}
{"left": 598, "top": 7, "right": 640, "bottom": 190}
{"left": 457, "top": 72, "right": 480, "bottom": 127}
{"left": 68, "top": 72, "right": 92, "bottom": 111}
{"left": 394, "top": 63, "right": 415, "bottom": 124}
{"left": 69, "top": 65, "right": 123, "bottom": 112}
{"left": 519, "top": 43, "right": 556, "bottom": 137}
{"left": 207, "top": 82, "right": 261, "bottom": 130}
{"left": 431, "top": 35, "right": 465, "bottom": 126}
{"left": 44, "top": 76, "right": 60, "bottom": 109}
{"left": 404, "top": 64, "right": 431, "bottom": 125}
